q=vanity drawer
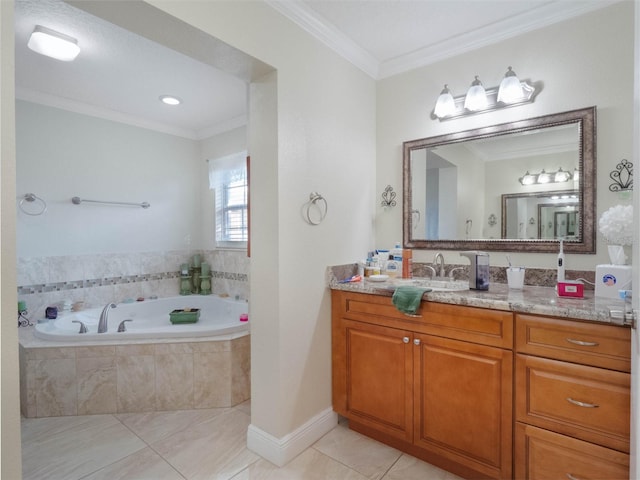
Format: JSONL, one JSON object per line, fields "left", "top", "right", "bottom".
{"left": 515, "top": 314, "right": 631, "bottom": 372}
{"left": 516, "top": 354, "right": 630, "bottom": 452}
{"left": 515, "top": 423, "right": 629, "bottom": 480}
{"left": 332, "top": 290, "right": 512, "bottom": 348}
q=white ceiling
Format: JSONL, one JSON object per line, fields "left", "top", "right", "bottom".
{"left": 14, "top": 0, "right": 620, "bottom": 140}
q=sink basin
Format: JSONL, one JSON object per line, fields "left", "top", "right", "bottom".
{"left": 392, "top": 278, "right": 469, "bottom": 292}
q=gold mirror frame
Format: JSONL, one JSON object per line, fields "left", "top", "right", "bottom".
{"left": 402, "top": 106, "right": 596, "bottom": 253}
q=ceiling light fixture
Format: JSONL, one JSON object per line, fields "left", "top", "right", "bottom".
{"left": 159, "top": 95, "right": 182, "bottom": 106}
{"left": 432, "top": 67, "right": 539, "bottom": 121}
{"left": 27, "top": 25, "right": 80, "bottom": 62}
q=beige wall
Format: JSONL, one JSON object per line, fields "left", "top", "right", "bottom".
{"left": 377, "top": 1, "right": 634, "bottom": 270}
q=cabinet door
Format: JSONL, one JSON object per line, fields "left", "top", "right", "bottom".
{"left": 341, "top": 319, "right": 414, "bottom": 443}
{"left": 515, "top": 423, "right": 629, "bottom": 479}
{"left": 414, "top": 334, "right": 513, "bottom": 479}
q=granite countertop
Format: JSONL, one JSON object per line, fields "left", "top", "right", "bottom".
{"left": 327, "top": 265, "right": 630, "bottom": 326}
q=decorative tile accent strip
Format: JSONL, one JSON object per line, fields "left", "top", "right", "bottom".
{"left": 18, "top": 270, "right": 246, "bottom": 295}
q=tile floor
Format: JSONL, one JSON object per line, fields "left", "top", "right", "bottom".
{"left": 21, "top": 400, "right": 464, "bottom": 480}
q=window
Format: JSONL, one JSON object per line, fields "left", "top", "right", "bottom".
{"left": 209, "top": 151, "right": 248, "bottom": 248}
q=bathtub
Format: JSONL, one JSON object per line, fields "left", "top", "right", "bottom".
{"left": 34, "top": 295, "right": 249, "bottom": 342}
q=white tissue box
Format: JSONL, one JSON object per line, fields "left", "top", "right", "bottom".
{"left": 594, "top": 264, "right": 632, "bottom": 299}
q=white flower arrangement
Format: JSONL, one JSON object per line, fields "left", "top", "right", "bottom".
{"left": 598, "top": 204, "right": 633, "bottom": 246}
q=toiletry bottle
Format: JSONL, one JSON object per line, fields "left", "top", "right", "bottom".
{"left": 557, "top": 239, "right": 565, "bottom": 282}
{"left": 402, "top": 249, "right": 413, "bottom": 279}
{"left": 383, "top": 254, "right": 397, "bottom": 278}
{"left": 391, "top": 242, "right": 403, "bottom": 278}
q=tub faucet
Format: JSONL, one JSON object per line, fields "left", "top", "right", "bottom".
{"left": 433, "top": 252, "right": 446, "bottom": 278}
{"left": 98, "top": 303, "right": 116, "bottom": 333}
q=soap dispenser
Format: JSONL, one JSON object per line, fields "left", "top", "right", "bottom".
{"left": 460, "top": 251, "right": 490, "bottom": 290}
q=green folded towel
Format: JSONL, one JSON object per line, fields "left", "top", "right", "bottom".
{"left": 392, "top": 286, "right": 430, "bottom": 315}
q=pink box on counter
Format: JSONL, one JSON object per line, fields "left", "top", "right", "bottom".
{"left": 557, "top": 281, "right": 584, "bottom": 298}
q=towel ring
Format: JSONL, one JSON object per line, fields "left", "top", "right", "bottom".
{"left": 305, "top": 192, "right": 327, "bottom": 225}
{"left": 19, "top": 193, "right": 47, "bottom": 216}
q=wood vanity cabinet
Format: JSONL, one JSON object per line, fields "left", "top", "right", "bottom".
{"left": 514, "top": 313, "right": 631, "bottom": 479}
{"left": 331, "top": 290, "right": 514, "bottom": 480}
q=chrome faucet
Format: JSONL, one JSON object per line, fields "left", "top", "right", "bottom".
{"left": 433, "top": 252, "right": 446, "bottom": 278}
{"left": 98, "top": 303, "right": 116, "bottom": 333}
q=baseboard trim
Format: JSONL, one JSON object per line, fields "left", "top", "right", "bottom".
{"left": 247, "top": 407, "right": 338, "bottom": 467}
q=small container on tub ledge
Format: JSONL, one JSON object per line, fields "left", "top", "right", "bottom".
{"left": 169, "top": 308, "right": 200, "bottom": 324}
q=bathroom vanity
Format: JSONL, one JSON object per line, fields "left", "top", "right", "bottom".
{"left": 329, "top": 273, "right": 630, "bottom": 480}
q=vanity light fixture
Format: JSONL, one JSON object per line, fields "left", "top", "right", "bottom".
{"left": 159, "top": 95, "right": 182, "bottom": 106}
{"left": 432, "top": 67, "right": 539, "bottom": 121}
{"left": 27, "top": 25, "right": 80, "bottom": 62}
{"left": 519, "top": 168, "right": 573, "bottom": 186}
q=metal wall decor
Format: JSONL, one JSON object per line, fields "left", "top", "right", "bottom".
{"left": 488, "top": 214, "right": 497, "bottom": 226}
{"left": 609, "top": 159, "right": 633, "bottom": 192}
{"left": 381, "top": 185, "right": 397, "bottom": 207}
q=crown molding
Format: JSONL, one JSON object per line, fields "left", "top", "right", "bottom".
{"left": 267, "top": 0, "right": 623, "bottom": 80}
{"left": 16, "top": 87, "right": 245, "bottom": 141}
{"left": 266, "top": 0, "right": 379, "bottom": 78}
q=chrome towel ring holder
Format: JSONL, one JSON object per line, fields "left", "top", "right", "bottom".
{"left": 19, "top": 193, "right": 47, "bottom": 216}
{"left": 305, "top": 192, "right": 327, "bottom": 225}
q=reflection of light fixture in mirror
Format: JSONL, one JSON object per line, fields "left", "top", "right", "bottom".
{"left": 497, "top": 67, "right": 524, "bottom": 103}
{"left": 28, "top": 25, "right": 80, "bottom": 61}
{"left": 463, "top": 76, "right": 487, "bottom": 111}
{"left": 519, "top": 171, "right": 537, "bottom": 185}
{"left": 537, "top": 170, "right": 551, "bottom": 184}
{"left": 432, "top": 67, "right": 539, "bottom": 121}
{"left": 519, "top": 168, "right": 573, "bottom": 185}
{"left": 554, "top": 167, "right": 571, "bottom": 183}
{"left": 434, "top": 85, "right": 455, "bottom": 118}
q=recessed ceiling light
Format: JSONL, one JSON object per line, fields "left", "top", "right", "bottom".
{"left": 27, "top": 25, "right": 80, "bottom": 62}
{"left": 159, "top": 95, "right": 182, "bottom": 106}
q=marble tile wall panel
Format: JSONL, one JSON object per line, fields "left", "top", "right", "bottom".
{"left": 20, "top": 336, "right": 250, "bottom": 417}
{"left": 17, "top": 249, "right": 250, "bottom": 318}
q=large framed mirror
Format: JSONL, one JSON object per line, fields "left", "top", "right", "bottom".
{"left": 403, "top": 107, "right": 596, "bottom": 253}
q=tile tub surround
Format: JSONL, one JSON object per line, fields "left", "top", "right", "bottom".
{"left": 17, "top": 249, "right": 250, "bottom": 319}
{"left": 19, "top": 328, "right": 250, "bottom": 418}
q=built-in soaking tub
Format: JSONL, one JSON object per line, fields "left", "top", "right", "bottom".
{"left": 34, "top": 295, "right": 249, "bottom": 341}
{"left": 19, "top": 295, "right": 251, "bottom": 418}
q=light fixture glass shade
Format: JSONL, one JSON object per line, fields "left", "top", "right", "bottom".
{"left": 497, "top": 67, "right": 524, "bottom": 104}
{"left": 463, "top": 76, "right": 487, "bottom": 111}
{"left": 554, "top": 168, "right": 571, "bottom": 183}
{"left": 433, "top": 85, "right": 455, "bottom": 118}
{"left": 519, "top": 171, "right": 536, "bottom": 185}
{"left": 537, "top": 170, "right": 551, "bottom": 184}
{"left": 27, "top": 25, "right": 80, "bottom": 61}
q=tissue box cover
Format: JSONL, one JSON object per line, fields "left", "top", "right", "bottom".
{"left": 169, "top": 308, "right": 200, "bottom": 324}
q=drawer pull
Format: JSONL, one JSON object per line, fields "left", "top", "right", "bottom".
{"left": 567, "top": 474, "right": 584, "bottom": 480}
{"left": 403, "top": 337, "right": 410, "bottom": 344}
{"left": 566, "top": 397, "right": 599, "bottom": 408}
{"left": 414, "top": 338, "right": 421, "bottom": 346}
{"left": 403, "top": 313, "right": 422, "bottom": 318}
{"left": 566, "top": 338, "right": 599, "bottom": 347}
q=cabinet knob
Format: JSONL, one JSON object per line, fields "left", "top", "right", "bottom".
{"left": 413, "top": 338, "right": 421, "bottom": 345}
{"left": 403, "top": 337, "right": 410, "bottom": 343}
